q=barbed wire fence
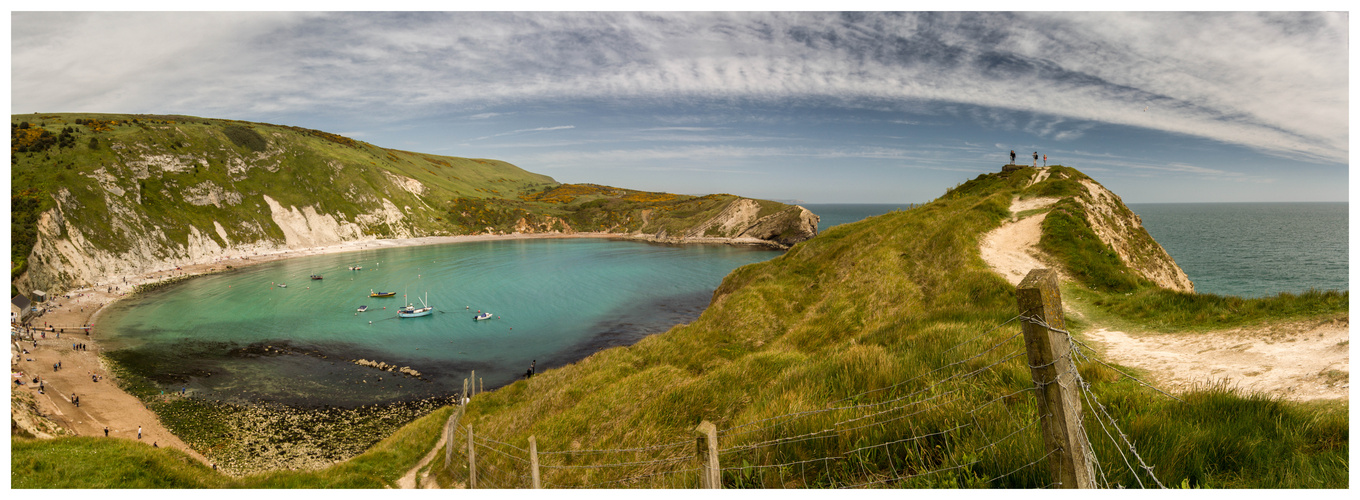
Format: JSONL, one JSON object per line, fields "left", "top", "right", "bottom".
{"left": 435, "top": 269, "right": 1176, "bottom": 489}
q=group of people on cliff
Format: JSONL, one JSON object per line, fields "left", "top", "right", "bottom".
{"left": 1009, "top": 150, "right": 1047, "bottom": 167}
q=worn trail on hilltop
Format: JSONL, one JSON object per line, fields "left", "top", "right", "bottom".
{"left": 979, "top": 192, "right": 1349, "bottom": 401}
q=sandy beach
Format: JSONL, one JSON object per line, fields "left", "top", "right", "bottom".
{"left": 9, "top": 230, "right": 773, "bottom": 463}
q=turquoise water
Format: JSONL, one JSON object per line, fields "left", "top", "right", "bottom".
{"left": 99, "top": 238, "right": 781, "bottom": 407}
{"left": 1129, "top": 203, "right": 1348, "bottom": 298}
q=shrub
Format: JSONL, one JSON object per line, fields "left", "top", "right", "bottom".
{"left": 222, "top": 125, "right": 267, "bottom": 152}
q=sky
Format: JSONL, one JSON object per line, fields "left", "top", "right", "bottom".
{"left": 8, "top": 8, "right": 1351, "bottom": 204}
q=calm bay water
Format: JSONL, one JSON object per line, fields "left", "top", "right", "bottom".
{"left": 100, "top": 202, "right": 1342, "bottom": 410}
{"left": 99, "top": 239, "right": 780, "bottom": 407}
{"left": 1129, "top": 202, "right": 1348, "bottom": 298}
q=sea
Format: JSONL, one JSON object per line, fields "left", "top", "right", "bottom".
{"left": 1128, "top": 202, "right": 1347, "bottom": 298}
{"left": 98, "top": 202, "right": 1345, "bottom": 408}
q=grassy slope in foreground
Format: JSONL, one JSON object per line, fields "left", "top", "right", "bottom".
{"left": 447, "top": 166, "right": 1346, "bottom": 488}
{"left": 10, "top": 406, "right": 453, "bottom": 488}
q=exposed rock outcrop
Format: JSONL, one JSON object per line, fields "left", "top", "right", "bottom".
{"left": 1075, "top": 179, "right": 1194, "bottom": 293}
{"left": 675, "top": 199, "right": 819, "bottom": 248}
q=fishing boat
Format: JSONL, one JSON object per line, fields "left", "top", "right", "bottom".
{"left": 370, "top": 289, "right": 396, "bottom": 297}
{"left": 310, "top": 274, "right": 323, "bottom": 280}
{"left": 357, "top": 305, "right": 369, "bottom": 312}
{"left": 475, "top": 312, "right": 493, "bottom": 321}
{"left": 398, "top": 293, "right": 434, "bottom": 318}
{"left": 277, "top": 284, "right": 287, "bottom": 288}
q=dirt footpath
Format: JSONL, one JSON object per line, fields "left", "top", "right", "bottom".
{"left": 979, "top": 196, "right": 1349, "bottom": 401}
{"left": 1083, "top": 319, "right": 1349, "bottom": 401}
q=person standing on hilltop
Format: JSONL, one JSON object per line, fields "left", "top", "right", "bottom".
{"left": 1009, "top": 150, "right": 1016, "bottom": 164}
{"left": 1043, "top": 154, "right": 1047, "bottom": 167}
{"left": 1032, "top": 151, "right": 1038, "bottom": 167}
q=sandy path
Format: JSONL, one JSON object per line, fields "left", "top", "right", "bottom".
{"left": 1082, "top": 319, "right": 1349, "bottom": 400}
{"left": 978, "top": 196, "right": 1349, "bottom": 401}
{"left": 979, "top": 196, "right": 1060, "bottom": 286}
{"left": 396, "top": 428, "right": 447, "bottom": 489}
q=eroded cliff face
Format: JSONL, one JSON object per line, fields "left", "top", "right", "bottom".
{"left": 19, "top": 145, "right": 433, "bottom": 294}
{"left": 21, "top": 189, "right": 426, "bottom": 294}
{"left": 1074, "top": 179, "right": 1194, "bottom": 293}
{"left": 674, "top": 199, "right": 819, "bottom": 248}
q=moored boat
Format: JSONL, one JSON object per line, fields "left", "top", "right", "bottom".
{"left": 398, "top": 292, "right": 434, "bottom": 318}
{"left": 310, "top": 275, "right": 323, "bottom": 280}
{"left": 370, "top": 289, "right": 396, "bottom": 297}
{"left": 475, "top": 312, "right": 493, "bottom": 321}
{"left": 357, "top": 305, "right": 369, "bottom": 312}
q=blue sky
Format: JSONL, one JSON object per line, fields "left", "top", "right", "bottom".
{"left": 9, "top": 10, "right": 1350, "bottom": 203}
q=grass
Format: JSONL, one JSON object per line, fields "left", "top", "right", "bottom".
{"left": 9, "top": 405, "right": 454, "bottom": 488}
{"left": 431, "top": 165, "right": 1346, "bottom": 488}
{"left": 12, "top": 113, "right": 806, "bottom": 293}
{"left": 1068, "top": 286, "right": 1347, "bottom": 333}
{"left": 11, "top": 437, "right": 229, "bottom": 488}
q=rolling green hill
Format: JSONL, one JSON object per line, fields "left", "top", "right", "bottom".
{"left": 10, "top": 113, "right": 817, "bottom": 296}
{"left": 428, "top": 166, "right": 1347, "bottom": 488}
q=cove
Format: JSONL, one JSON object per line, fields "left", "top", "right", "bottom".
{"left": 98, "top": 238, "right": 782, "bottom": 408}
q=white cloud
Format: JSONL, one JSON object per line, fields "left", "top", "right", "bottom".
{"left": 11, "top": 12, "right": 1347, "bottom": 163}
{"left": 469, "top": 125, "right": 576, "bottom": 141}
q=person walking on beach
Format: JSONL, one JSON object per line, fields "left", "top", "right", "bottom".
{"left": 104, "top": 427, "right": 109, "bottom": 437}
{"left": 137, "top": 426, "right": 142, "bottom": 439}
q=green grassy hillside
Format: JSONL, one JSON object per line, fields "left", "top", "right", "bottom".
{"left": 11, "top": 406, "right": 453, "bottom": 488}
{"left": 432, "top": 167, "right": 1346, "bottom": 488}
{"left": 11, "top": 113, "right": 814, "bottom": 294}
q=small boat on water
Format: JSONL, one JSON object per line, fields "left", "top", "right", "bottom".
{"left": 370, "top": 289, "right": 396, "bottom": 297}
{"left": 357, "top": 305, "right": 369, "bottom": 312}
{"left": 398, "top": 293, "right": 434, "bottom": 318}
{"left": 310, "top": 275, "right": 323, "bottom": 280}
{"left": 277, "top": 283, "right": 287, "bottom": 288}
{"left": 475, "top": 312, "right": 493, "bottom": 321}
{"left": 349, "top": 265, "right": 363, "bottom": 271}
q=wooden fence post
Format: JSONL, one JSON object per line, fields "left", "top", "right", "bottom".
{"left": 467, "top": 423, "right": 477, "bottom": 489}
{"left": 470, "top": 370, "right": 476, "bottom": 397}
{"left": 1017, "top": 268, "right": 1094, "bottom": 489}
{"left": 529, "top": 435, "right": 541, "bottom": 489}
{"left": 695, "top": 420, "right": 720, "bottom": 489}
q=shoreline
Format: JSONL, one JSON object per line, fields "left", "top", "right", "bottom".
{"left": 10, "top": 230, "right": 786, "bottom": 469}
